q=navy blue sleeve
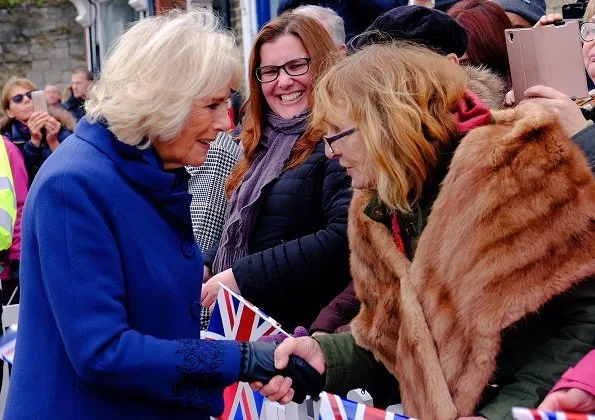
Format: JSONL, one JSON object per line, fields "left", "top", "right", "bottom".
{"left": 34, "top": 169, "right": 240, "bottom": 412}
{"left": 22, "top": 141, "right": 45, "bottom": 182}
{"left": 232, "top": 156, "right": 352, "bottom": 305}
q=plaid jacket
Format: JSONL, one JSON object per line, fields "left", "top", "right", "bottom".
{"left": 187, "top": 132, "right": 240, "bottom": 331}
{"left": 187, "top": 132, "right": 240, "bottom": 251}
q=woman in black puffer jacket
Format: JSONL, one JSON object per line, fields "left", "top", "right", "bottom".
{"left": 201, "top": 13, "right": 352, "bottom": 331}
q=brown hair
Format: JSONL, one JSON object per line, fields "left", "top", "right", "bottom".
{"left": 226, "top": 12, "right": 340, "bottom": 196}
{"left": 1, "top": 77, "right": 37, "bottom": 113}
{"left": 448, "top": 0, "right": 512, "bottom": 83}
{"left": 72, "top": 66, "right": 94, "bottom": 81}
{"left": 312, "top": 42, "right": 467, "bottom": 213}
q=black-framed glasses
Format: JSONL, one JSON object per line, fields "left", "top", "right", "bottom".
{"left": 323, "top": 127, "right": 357, "bottom": 154}
{"left": 255, "top": 57, "right": 312, "bottom": 83}
{"left": 581, "top": 22, "right": 595, "bottom": 42}
{"left": 10, "top": 91, "right": 33, "bottom": 105}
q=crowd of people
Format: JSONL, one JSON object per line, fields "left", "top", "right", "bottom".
{"left": 0, "top": 0, "right": 593, "bottom": 419}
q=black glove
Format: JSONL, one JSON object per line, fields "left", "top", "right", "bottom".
{"left": 237, "top": 341, "right": 325, "bottom": 403}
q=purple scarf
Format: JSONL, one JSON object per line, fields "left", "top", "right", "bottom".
{"left": 212, "top": 110, "right": 309, "bottom": 274}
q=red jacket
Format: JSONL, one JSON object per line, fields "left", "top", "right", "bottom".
{"left": 552, "top": 350, "right": 595, "bottom": 397}
{"left": 1, "top": 136, "right": 29, "bottom": 280}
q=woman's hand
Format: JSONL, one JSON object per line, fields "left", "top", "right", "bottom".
{"left": 200, "top": 268, "right": 239, "bottom": 310}
{"left": 521, "top": 85, "right": 588, "bottom": 137}
{"left": 27, "top": 112, "right": 47, "bottom": 147}
{"left": 535, "top": 13, "right": 563, "bottom": 27}
{"left": 539, "top": 388, "right": 595, "bottom": 413}
{"left": 44, "top": 115, "right": 62, "bottom": 151}
{"left": 251, "top": 337, "right": 327, "bottom": 403}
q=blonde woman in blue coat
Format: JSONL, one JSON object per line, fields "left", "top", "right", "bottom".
{"left": 4, "top": 9, "right": 322, "bottom": 420}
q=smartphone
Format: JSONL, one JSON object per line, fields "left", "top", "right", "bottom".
{"left": 31, "top": 90, "right": 48, "bottom": 114}
{"left": 505, "top": 20, "right": 588, "bottom": 101}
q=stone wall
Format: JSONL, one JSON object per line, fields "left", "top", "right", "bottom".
{"left": 0, "top": 0, "right": 86, "bottom": 96}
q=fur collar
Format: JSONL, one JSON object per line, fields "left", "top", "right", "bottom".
{"left": 349, "top": 102, "right": 595, "bottom": 419}
{"left": 464, "top": 65, "right": 507, "bottom": 110}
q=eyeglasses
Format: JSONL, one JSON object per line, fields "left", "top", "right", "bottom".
{"left": 255, "top": 57, "right": 312, "bottom": 83}
{"left": 581, "top": 22, "right": 595, "bottom": 42}
{"left": 10, "top": 91, "right": 33, "bottom": 105}
{"left": 323, "top": 127, "right": 357, "bottom": 154}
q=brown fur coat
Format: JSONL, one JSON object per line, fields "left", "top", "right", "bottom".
{"left": 349, "top": 103, "right": 595, "bottom": 419}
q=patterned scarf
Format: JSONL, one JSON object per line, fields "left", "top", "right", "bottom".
{"left": 212, "top": 109, "right": 309, "bottom": 274}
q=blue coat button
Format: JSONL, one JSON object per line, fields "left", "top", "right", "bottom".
{"left": 182, "top": 241, "right": 196, "bottom": 257}
{"left": 191, "top": 301, "right": 202, "bottom": 317}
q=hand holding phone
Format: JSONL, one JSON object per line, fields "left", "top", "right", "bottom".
{"left": 521, "top": 85, "right": 588, "bottom": 137}
{"left": 505, "top": 20, "right": 588, "bottom": 102}
{"left": 27, "top": 112, "right": 47, "bottom": 147}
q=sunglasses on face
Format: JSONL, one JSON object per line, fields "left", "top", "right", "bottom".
{"left": 10, "top": 91, "right": 33, "bottom": 105}
{"left": 323, "top": 127, "right": 357, "bottom": 154}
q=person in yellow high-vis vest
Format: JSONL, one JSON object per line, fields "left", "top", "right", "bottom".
{"left": 0, "top": 135, "right": 28, "bottom": 305}
{"left": 0, "top": 134, "right": 28, "bottom": 393}
{"left": 0, "top": 138, "right": 17, "bottom": 250}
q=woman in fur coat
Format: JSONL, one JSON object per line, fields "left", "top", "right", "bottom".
{"left": 254, "top": 43, "right": 595, "bottom": 420}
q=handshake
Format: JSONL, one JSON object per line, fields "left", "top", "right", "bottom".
{"left": 237, "top": 341, "right": 325, "bottom": 403}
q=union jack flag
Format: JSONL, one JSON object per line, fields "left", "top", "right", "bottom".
{"left": 207, "top": 284, "right": 289, "bottom": 419}
{"left": 318, "top": 392, "right": 413, "bottom": 420}
{"left": 0, "top": 325, "right": 17, "bottom": 365}
{"left": 512, "top": 407, "right": 595, "bottom": 420}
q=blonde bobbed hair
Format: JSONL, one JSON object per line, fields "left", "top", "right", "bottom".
{"left": 312, "top": 42, "right": 467, "bottom": 213}
{"left": 86, "top": 8, "right": 242, "bottom": 147}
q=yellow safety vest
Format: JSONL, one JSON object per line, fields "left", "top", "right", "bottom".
{"left": 0, "top": 139, "right": 16, "bottom": 251}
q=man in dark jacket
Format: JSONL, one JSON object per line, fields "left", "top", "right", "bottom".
{"left": 62, "top": 67, "right": 93, "bottom": 121}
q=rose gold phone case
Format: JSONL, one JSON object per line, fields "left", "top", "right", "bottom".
{"left": 505, "top": 21, "right": 588, "bottom": 101}
{"left": 31, "top": 90, "right": 48, "bottom": 114}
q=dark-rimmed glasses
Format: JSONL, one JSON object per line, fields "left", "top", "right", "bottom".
{"left": 581, "top": 22, "right": 595, "bottom": 42}
{"left": 255, "top": 58, "right": 311, "bottom": 83}
{"left": 10, "top": 91, "right": 33, "bottom": 105}
{"left": 323, "top": 127, "right": 357, "bottom": 154}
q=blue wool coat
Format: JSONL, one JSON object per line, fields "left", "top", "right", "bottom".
{"left": 4, "top": 118, "right": 240, "bottom": 419}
